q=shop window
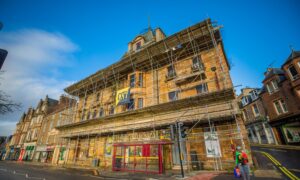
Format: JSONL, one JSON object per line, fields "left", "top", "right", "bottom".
{"left": 288, "top": 65, "right": 299, "bottom": 80}
{"left": 168, "top": 91, "right": 178, "bottom": 101}
{"left": 138, "top": 98, "right": 143, "bottom": 109}
{"left": 196, "top": 83, "right": 208, "bottom": 94}
{"left": 273, "top": 99, "right": 288, "bottom": 115}
{"left": 130, "top": 74, "right": 136, "bottom": 87}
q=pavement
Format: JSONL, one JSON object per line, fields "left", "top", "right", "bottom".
{"left": 1, "top": 143, "right": 300, "bottom": 180}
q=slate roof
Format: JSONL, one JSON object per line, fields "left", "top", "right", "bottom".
{"left": 282, "top": 50, "right": 300, "bottom": 67}
{"left": 262, "top": 68, "right": 285, "bottom": 82}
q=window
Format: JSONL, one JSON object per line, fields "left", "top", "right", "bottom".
{"left": 130, "top": 74, "right": 136, "bottom": 87}
{"left": 138, "top": 73, "right": 143, "bottom": 87}
{"left": 127, "top": 99, "right": 135, "bottom": 110}
{"left": 250, "top": 90, "right": 259, "bottom": 100}
{"left": 242, "top": 110, "right": 248, "bottom": 121}
{"left": 196, "top": 83, "right": 208, "bottom": 94}
{"left": 49, "top": 121, "right": 53, "bottom": 130}
{"left": 273, "top": 99, "right": 288, "bottom": 115}
{"left": 168, "top": 91, "right": 178, "bottom": 101}
{"left": 96, "top": 93, "right": 100, "bottom": 101}
{"left": 93, "top": 110, "right": 97, "bottom": 118}
{"left": 266, "top": 79, "right": 279, "bottom": 94}
{"left": 138, "top": 98, "right": 143, "bottom": 109}
{"left": 288, "top": 65, "right": 299, "bottom": 80}
{"left": 241, "top": 96, "right": 249, "bottom": 106}
{"left": 192, "top": 56, "right": 204, "bottom": 71}
{"left": 167, "top": 65, "right": 176, "bottom": 78}
{"left": 99, "top": 108, "right": 104, "bottom": 117}
{"left": 86, "top": 111, "right": 91, "bottom": 120}
{"left": 109, "top": 106, "right": 115, "bottom": 115}
{"left": 136, "top": 42, "right": 141, "bottom": 50}
{"left": 252, "top": 104, "right": 260, "bottom": 117}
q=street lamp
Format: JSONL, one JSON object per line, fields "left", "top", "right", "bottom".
{"left": 0, "top": 21, "right": 8, "bottom": 70}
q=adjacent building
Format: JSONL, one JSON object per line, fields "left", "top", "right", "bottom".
{"left": 261, "top": 50, "right": 300, "bottom": 145}
{"left": 238, "top": 88, "right": 276, "bottom": 145}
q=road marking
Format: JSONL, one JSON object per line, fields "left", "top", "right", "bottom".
{"left": 260, "top": 151, "right": 300, "bottom": 180}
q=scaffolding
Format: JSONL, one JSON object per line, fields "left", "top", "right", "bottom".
{"left": 52, "top": 18, "right": 249, "bottom": 173}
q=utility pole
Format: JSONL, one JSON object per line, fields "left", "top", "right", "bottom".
{"left": 176, "top": 121, "right": 184, "bottom": 178}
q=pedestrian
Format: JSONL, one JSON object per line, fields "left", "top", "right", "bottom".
{"left": 235, "top": 146, "right": 250, "bottom": 180}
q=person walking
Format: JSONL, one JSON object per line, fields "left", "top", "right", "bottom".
{"left": 235, "top": 146, "right": 250, "bottom": 180}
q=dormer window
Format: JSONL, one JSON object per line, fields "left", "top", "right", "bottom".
{"left": 288, "top": 65, "right": 299, "bottom": 80}
{"left": 250, "top": 90, "right": 258, "bottom": 100}
{"left": 241, "top": 96, "right": 249, "bottom": 106}
{"left": 136, "top": 42, "right": 142, "bottom": 51}
{"left": 266, "top": 79, "right": 279, "bottom": 94}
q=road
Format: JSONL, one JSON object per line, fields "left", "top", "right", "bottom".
{"left": 0, "top": 161, "right": 104, "bottom": 180}
{"left": 251, "top": 145, "right": 300, "bottom": 179}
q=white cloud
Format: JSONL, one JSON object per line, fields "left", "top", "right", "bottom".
{"left": 0, "top": 29, "right": 78, "bottom": 136}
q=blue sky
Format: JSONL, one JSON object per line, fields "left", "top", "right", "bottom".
{"left": 0, "top": 0, "right": 300, "bottom": 135}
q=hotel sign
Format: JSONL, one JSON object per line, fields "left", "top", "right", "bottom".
{"left": 115, "top": 87, "right": 130, "bottom": 106}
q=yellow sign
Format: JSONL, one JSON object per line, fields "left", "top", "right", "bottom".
{"left": 115, "top": 87, "right": 130, "bottom": 106}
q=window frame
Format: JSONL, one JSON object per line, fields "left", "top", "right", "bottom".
{"left": 138, "top": 73, "right": 143, "bottom": 87}
{"left": 168, "top": 91, "right": 178, "bottom": 101}
{"left": 252, "top": 104, "right": 260, "bottom": 117}
{"left": 196, "top": 83, "right": 208, "bottom": 94}
{"left": 273, "top": 99, "right": 288, "bottom": 115}
{"left": 167, "top": 65, "right": 176, "bottom": 78}
{"left": 288, "top": 65, "right": 299, "bottom": 80}
{"left": 129, "top": 74, "right": 136, "bottom": 88}
{"left": 138, "top": 98, "right": 143, "bottom": 109}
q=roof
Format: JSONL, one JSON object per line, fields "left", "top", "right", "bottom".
{"left": 282, "top": 50, "right": 300, "bottom": 67}
{"left": 262, "top": 68, "right": 285, "bottom": 82}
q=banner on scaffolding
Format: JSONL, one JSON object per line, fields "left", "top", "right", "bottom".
{"left": 204, "top": 132, "right": 221, "bottom": 157}
{"left": 115, "top": 87, "right": 130, "bottom": 106}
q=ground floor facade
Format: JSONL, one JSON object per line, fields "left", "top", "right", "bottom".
{"left": 271, "top": 119, "right": 300, "bottom": 145}
{"left": 58, "top": 118, "right": 249, "bottom": 173}
{"left": 246, "top": 121, "right": 277, "bottom": 145}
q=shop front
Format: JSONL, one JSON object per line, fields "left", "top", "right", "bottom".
{"left": 34, "top": 145, "right": 47, "bottom": 162}
{"left": 46, "top": 145, "right": 55, "bottom": 163}
{"left": 23, "top": 142, "right": 36, "bottom": 161}
{"left": 113, "top": 143, "right": 164, "bottom": 174}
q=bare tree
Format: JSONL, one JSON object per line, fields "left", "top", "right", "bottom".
{"left": 0, "top": 89, "right": 21, "bottom": 115}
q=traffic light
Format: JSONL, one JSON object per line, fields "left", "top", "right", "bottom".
{"left": 177, "top": 122, "right": 188, "bottom": 139}
{"left": 0, "top": 49, "right": 8, "bottom": 70}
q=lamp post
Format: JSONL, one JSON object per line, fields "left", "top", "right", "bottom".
{"left": 0, "top": 21, "right": 8, "bottom": 70}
